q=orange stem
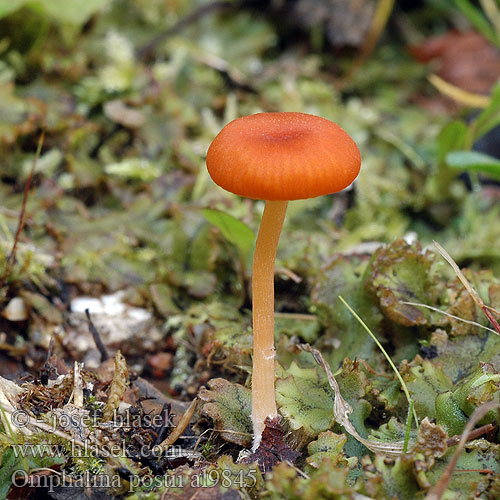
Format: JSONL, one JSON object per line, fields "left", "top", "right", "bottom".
{"left": 251, "top": 200, "right": 288, "bottom": 450}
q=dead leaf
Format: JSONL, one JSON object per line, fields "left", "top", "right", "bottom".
{"left": 102, "top": 350, "right": 129, "bottom": 421}
{"left": 241, "top": 416, "right": 300, "bottom": 472}
{"left": 199, "top": 378, "right": 252, "bottom": 447}
{"left": 299, "top": 344, "right": 408, "bottom": 457}
{"left": 411, "top": 31, "right": 500, "bottom": 95}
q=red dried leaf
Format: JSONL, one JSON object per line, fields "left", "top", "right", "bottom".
{"left": 410, "top": 31, "right": 500, "bottom": 95}
{"left": 241, "top": 416, "right": 300, "bottom": 472}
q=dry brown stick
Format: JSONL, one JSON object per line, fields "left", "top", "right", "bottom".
{"left": 425, "top": 402, "right": 500, "bottom": 500}
{"left": 45, "top": 337, "right": 54, "bottom": 361}
{"left": 446, "top": 423, "right": 495, "bottom": 447}
{"left": 434, "top": 241, "right": 500, "bottom": 335}
{"left": 85, "top": 309, "right": 109, "bottom": 362}
{"left": 158, "top": 398, "right": 197, "bottom": 451}
{"left": 0, "top": 132, "right": 45, "bottom": 293}
{"left": 274, "top": 267, "right": 302, "bottom": 283}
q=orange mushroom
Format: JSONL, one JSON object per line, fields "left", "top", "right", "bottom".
{"left": 206, "top": 112, "right": 361, "bottom": 449}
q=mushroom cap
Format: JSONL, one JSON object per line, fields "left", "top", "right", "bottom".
{"left": 206, "top": 112, "right": 361, "bottom": 201}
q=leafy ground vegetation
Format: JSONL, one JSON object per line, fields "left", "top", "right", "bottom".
{"left": 1, "top": 0, "right": 500, "bottom": 499}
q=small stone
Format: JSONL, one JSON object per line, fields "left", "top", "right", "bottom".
{"left": 1, "top": 297, "right": 28, "bottom": 321}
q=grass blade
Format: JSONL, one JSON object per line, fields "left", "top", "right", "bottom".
{"left": 339, "top": 295, "right": 418, "bottom": 426}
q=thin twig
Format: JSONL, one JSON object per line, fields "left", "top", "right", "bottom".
{"left": 446, "top": 423, "right": 495, "bottom": 447}
{"left": 480, "top": 0, "right": 500, "bottom": 38}
{"left": 427, "top": 74, "right": 490, "bottom": 108}
{"left": 158, "top": 398, "right": 197, "bottom": 451}
{"left": 425, "top": 402, "right": 500, "bottom": 500}
{"left": 274, "top": 267, "right": 302, "bottom": 283}
{"left": 45, "top": 337, "right": 54, "bottom": 362}
{"left": 0, "top": 132, "right": 45, "bottom": 292}
{"left": 0, "top": 207, "right": 32, "bottom": 220}
{"left": 299, "top": 343, "right": 407, "bottom": 457}
{"left": 85, "top": 309, "right": 109, "bottom": 362}
{"left": 400, "top": 301, "right": 499, "bottom": 336}
{"left": 339, "top": 295, "right": 419, "bottom": 427}
{"left": 433, "top": 241, "right": 500, "bottom": 335}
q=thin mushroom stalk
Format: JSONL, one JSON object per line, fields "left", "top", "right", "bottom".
{"left": 251, "top": 200, "right": 288, "bottom": 450}
{"left": 206, "top": 112, "right": 361, "bottom": 452}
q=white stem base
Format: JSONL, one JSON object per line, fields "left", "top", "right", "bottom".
{"left": 251, "top": 412, "right": 278, "bottom": 451}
